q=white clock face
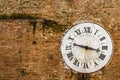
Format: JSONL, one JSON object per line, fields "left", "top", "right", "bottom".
{"left": 61, "top": 22, "right": 113, "bottom": 73}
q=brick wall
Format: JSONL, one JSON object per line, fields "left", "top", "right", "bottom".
{"left": 0, "top": 0, "right": 120, "bottom": 80}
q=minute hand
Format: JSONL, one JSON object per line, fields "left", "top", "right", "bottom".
{"left": 87, "top": 46, "right": 100, "bottom": 52}
{"left": 73, "top": 43, "right": 100, "bottom": 52}
{"left": 73, "top": 43, "right": 88, "bottom": 49}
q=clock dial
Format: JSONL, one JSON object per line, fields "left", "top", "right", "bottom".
{"left": 61, "top": 22, "right": 113, "bottom": 73}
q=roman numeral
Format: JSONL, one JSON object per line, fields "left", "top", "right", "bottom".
{"left": 102, "top": 46, "right": 108, "bottom": 50}
{"left": 100, "top": 36, "right": 106, "bottom": 41}
{"left": 68, "top": 36, "right": 74, "bottom": 41}
{"left": 73, "top": 59, "right": 80, "bottom": 67}
{"left": 83, "top": 62, "right": 89, "bottom": 69}
{"left": 99, "top": 54, "right": 106, "bottom": 60}
{"left": 66, "top": 45, "right": 72, "bottom": 50}
{"left": 94, "top": 61, "right": 98, "bottom": 66}
{"left": 67, "top": 52, "right": 73, "bottom": 61}
{"left": 94, "top": 30, "right": 98, "bottom": 35}
{"left": 84, "top": 27, "right": 92, "bottom": 33}
{"left": 75, "top": 29, "right": 81, "bottom": 36}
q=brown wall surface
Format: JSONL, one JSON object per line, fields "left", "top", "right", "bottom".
{"left": 0, "top": 0, "right": 120, "bottom": 80}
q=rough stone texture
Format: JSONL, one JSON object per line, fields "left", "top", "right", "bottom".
{"left": 0, "top": 0, "right": 120, "bottom": 80}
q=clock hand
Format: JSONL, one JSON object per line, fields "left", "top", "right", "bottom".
{"left": 73, "top": 43, "right": 100, "bottom": 52}
{"left": 87, "top": 47, "right": 100, "bottom": 52}
{"left": 73, "top": 43, "right": 88, "bottom": 49}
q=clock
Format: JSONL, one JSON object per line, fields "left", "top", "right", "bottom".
{"left": 60, "top": 22, "right": 113, "bottom": 73}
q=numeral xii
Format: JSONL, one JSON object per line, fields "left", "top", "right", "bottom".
{"left": 84, "top": 27, "right": 92, "bottom": 33}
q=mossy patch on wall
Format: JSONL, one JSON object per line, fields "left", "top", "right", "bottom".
{"left": 0, "top": 13, "right": 35, "bottom": 19}
{"left": 41, "top": 19, "right": 68, "bottom": 32}
{"left": 30, "top": 19, "right": 68, "bottom": 33}
{"left": 0, "top": 13, "right": 68, "bottom": 33}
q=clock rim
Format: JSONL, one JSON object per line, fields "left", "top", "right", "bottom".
{"left": 60, "top": 21, "right": 114, "bottom": 73}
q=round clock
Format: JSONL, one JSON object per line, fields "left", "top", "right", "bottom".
{"left": 60, "top": 22, "right": 113, "bottom": 73}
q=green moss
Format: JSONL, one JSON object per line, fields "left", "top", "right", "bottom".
{"left": 41, "top": 19, "right": 68, "bottom": 32}
{"left": 0, "top": 13, "right": 35, "bottom": 19}
{"left": 10, "top": 13, "right": 35, "bottom": 19}
{"left": 0, "top": 13, "right": 68, "bottom": 33}
{"left": 0, "top": 14, "right": 9, "bottom": 19}
{"left": 52, "top": 25, "right": 68, "bottom": 33}
{"left": 16, "top": 68, "right": 27, "bottom": 76}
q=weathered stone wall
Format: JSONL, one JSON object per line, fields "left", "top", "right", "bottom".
{"left": 0, "top": 0, "right": 120, "bottom": 80}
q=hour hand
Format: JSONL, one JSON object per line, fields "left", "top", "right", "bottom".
{"left": 73, "top": 43, "right": 87, "bottom": 49}
{"left": 87, "top": 47, "right": 100, "bottom": 52}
